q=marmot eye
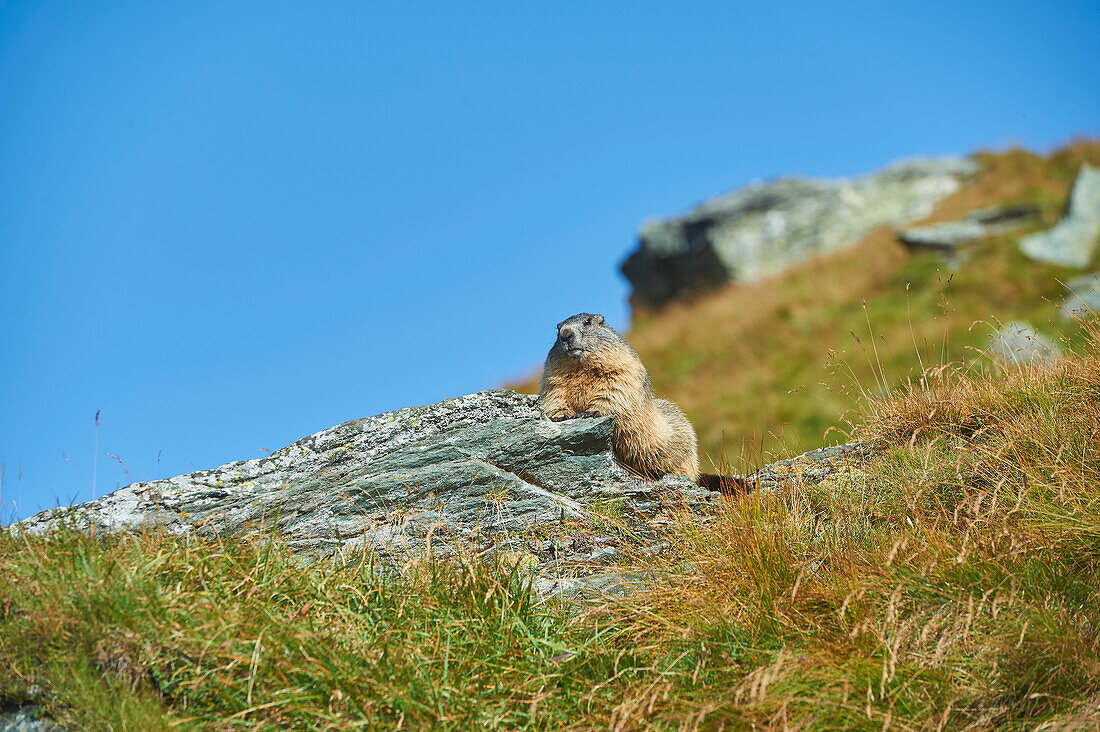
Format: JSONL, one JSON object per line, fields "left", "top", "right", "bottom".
{"left": 585, "top": 317, "right": 592, "bottom": 326}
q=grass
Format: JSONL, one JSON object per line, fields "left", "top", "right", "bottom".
{"left": 591, "top": 316, "right": 1100, "bottom": 728}
{"left": 585, "top": 498, "right": 626, "bottom": 529}
{"left": 2, "top": 529, "right": 580, "bottom": 729}
{"left": 4, "top": 319, "right": 1100, "bottom": 729}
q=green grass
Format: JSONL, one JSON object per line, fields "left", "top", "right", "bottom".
{"left": 2, "top": 529, "right": 589, "bottom": 728}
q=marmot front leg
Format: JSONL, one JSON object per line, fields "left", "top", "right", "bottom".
{"left": 539, "top": 387, "right": 574, "bottom": 422}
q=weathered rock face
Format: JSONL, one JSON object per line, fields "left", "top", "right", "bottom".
{"left": 1062, "top": 273, "right": 1100, "bottom": 320}
{"left": 989, "top": 322, "right": 1061, "bottom": 366}
{"left": 622, "top": 157, "right": 979, "bottom": 309}
{"left": 16, "top": 389, "right": 867, "bottom": 597}
{"left": 1021, "top": 165, "right": 1100, "bottom": 268}
{"left": 18, "top": 391, "right": 707, "bottom": 563}
{"left": 736, "top": 443, "right": 872, "bottom": 492}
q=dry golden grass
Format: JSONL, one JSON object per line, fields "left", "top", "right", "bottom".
{"left": 579, "top": 318, "right": 1100, "bottom": 729}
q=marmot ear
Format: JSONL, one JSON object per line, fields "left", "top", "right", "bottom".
{"left": 594, "top": 314, "right": 605, "bottom": 325}
{"left": 555, "top": 321, "right": 564, "bottom": 331}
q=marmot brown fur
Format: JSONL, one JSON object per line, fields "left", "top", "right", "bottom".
{"left": 539, "top": 313, "right": 701, "bottom": 481}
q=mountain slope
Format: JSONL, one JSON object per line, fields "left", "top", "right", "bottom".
{"left": 4, "top": 319, "right": 1099, "bottom": 729}
{"left": 519, "top": 139, "right": 1100, "bottom": 471}
{"left": 4, "top": 139, "right": 1100, "bottom": 730}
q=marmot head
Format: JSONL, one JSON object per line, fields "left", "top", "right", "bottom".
{"left": 550, "top": 313, "right": 623, "bottom": 360}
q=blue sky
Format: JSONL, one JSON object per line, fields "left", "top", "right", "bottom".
{"left": 2, "top": 0, "right": 1098, "bottom": 519}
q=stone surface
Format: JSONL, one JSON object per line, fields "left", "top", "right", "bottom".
{"left": 17, "top": 390, "right": 709, "bottom": 563}
{"left": 898, "top": 219, "right": 988, "bottom": 251}
{"left": 0, "top": 706, "right": 63, "bottom": 732}
{"left": 736, "top": 442, "right": 873, "bottom": 492}
{"left": 1020, "top": 165, "right": 1100, "bottom": 268}
{"left": 15, "top": 390, "right": 720, "bottom": 593}
{"left": 622, "top": 156, "right": 979, "bottom": 308}
{"left": 15, "top": 389, "right": 869, "bottom": 595}
{"left": 1061, "top": 273, "right": 1100, "bottom": 320}
{"left": 988, "top": 322, "right": 1061, "bottom": 366}
{"left": 898, "top": 204, "right": 1040, "bottom": 254}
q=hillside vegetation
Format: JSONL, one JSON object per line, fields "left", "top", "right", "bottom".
{"left": 3, "top": 318, "right": 1098, "bottom": 729}
{"left": 518, "top": 140, "right": 1100, "bottom": 472}
{"left": 3, "top": 141, "right": 1099, "bottom": 729}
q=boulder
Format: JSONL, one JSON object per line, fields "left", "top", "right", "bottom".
{"left": 898, "top": 204, "right": 1040, "bottom": 256}
{"left": 736, "top": 442, "right": 872, "bottom": 492}
{"left": 1062, "top": 273, "right": 1100, "bottom": 320}
{"left": 988, "top": 322, "right": 1061, "bottom": 366}
{"left": 16, "top": 390, "right": 719, "bottom": 595}
{"left": 898, "top": 220, "right": 988, "bottom": 252}
{"left": 622, "top": 157, "right": 979, "bottom": 309}
{"left": 1020, "top": 165, "right": 1100, "bottom": 268}
{"left": 0, "top": 705, "right": 63, "bottom": 732}
{"left": 17, "top": 391, "right": 706, "bottom": 562}
{"left": 15, "top": 389, "right": 867, "bottom": 596}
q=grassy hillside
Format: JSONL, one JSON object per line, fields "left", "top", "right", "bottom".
{"left": 3, "top": 320, "right": 1098, "bottom": 729}
{"left": 3, "top": 141, "right": 1099, "bottom": 729}
{"left": 517, "top": 140, "right": 1100, "bottom": 472}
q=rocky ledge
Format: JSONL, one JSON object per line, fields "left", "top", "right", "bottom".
{"left": 897, "top": 204, "right": 1039, "bottom": 263}
{"left": 16, "top": 390, "right": 865, "bottom": 596}
{"left": 622, "top": 156, "right": 979, "bottom": 309}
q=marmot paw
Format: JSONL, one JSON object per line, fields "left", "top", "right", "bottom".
{"left": 572, "top": 410, "right": 603, "bottom": 419}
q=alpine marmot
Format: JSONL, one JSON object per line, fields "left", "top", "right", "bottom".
{"left": 539, "top": 313, "right": 700, "bottom": 480}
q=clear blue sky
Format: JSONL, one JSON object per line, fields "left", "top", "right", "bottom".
{"left": 2, "top": 1, "right": 1097, "bottom": 519}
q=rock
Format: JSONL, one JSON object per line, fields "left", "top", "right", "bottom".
{"left": 15, "top": 389, "right": 873, "bottom": 596}
{"left": 1020, "top": 165, "right": 1100, "bottom": 268}
{"left": 622, "top": 157, "right": 979, "bottom": 309}
{"left": 15, "top": 390, "right": 714, "bottom": 591}
{"left": 737, "top": 442, "right": 873, "bottom": 492}
{"left": 988, "top": 322, "right": 1061, "bottom": 366}
{"left": 0, "top": 705, "right": 64, "bottom": 732}
{"left": 538, "top": 570, "right": 652, "bottom": 599}
{"left": 898, "top": 204, "right": 1040, "bottom": 258}
{"left": 898, "top": 220, "right": 988, "bottom": 252}
{"left": 588, "top": 546, "right": 618, "bottom": 562}
{"left": 1061, "top": 273, "right": 1100, "bottom": 320}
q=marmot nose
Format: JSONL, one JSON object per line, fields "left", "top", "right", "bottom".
{"left": 559, "top": 327, "right": 576, "bottom": 345}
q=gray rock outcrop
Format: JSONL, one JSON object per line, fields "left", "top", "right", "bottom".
{"left": 1020, "top": 165, "right": 1100, "bottom": 268}
{"left": 0, "top": 705, "right": 63, "bottom": 732}
{"left": 15, "top": 390, "right": 867, "bottom": 595}
{"left": 898, "top": 204, "right": 1039, "bottom": 259}
{"left": 988, "top": 322, "right": 1061, "bottom": 366}
{"left": 737, "top": 442, "right": 872, "bottom": 492}
{"left": 622, "top": 157, "right": 979, "bottom": 308}
{"left": 17, "top": 391, "right": 708, "bottom": 563}
{"left": 1062, "top": 273, "right": 1100, "bottom": 320}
